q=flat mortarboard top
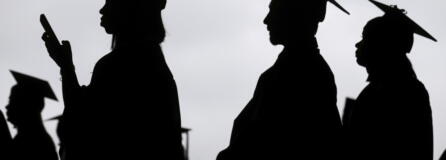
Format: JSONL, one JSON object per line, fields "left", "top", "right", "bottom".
{"left": 370, "top": 0, "right": 437, "bottom": 42}
{"left": 10, "top": 70, "right": 58, "bottom": 101}
{"left": 328, "top": 0, "right": 350, "bottom": 15}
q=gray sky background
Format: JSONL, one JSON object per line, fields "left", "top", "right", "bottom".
{"left": 0, "top": 0, "right": 445, "bottom": 159}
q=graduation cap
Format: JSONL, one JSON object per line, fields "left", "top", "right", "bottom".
{"left": 10, "top": 70, "right": 58, "bottom": 101}
{"left": 328, "top": 0, "right": 350, "bottom": 15}
{"left": 370, "top": 0, "right": 437, "bottom": 42}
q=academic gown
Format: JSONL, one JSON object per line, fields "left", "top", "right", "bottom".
{"left": 218, "top": 42, "right": 342, "bottom": 160}
{"left": 11, "top": 126, "right": 58, "bottom": 160}
{"left": 61, "top": 44, "right": 184, "bottom": 160}
{"left": 345, "top": 73, "right": 433, "bottom": 160}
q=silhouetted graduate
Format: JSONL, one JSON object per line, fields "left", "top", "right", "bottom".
{"left": 0, "top": 110, "right": 12, "bottom": 160}
{"left": 344, "top": 1, "right": 435, "bottom": 159}
{"left": 42, "top": 0, "right": 184, "bottom": 160}
{"left": 5, "top": 71, "right": 59, "bottom": 160}
{"left": 217, "top": 0, "right": 349, "bottom": 159}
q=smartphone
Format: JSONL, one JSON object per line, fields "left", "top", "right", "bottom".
{"left": 40, "top": 14, "right": 61, "bottom": 46}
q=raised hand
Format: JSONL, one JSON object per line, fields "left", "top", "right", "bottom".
{"left": 42, "top": 33, "right": 74, "bottom": 70}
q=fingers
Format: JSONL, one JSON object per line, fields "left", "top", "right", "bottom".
{"left": 62, "top": 40, "right": 72, "bottom": 56}
{"left": 42, "top": 32, "right": 50, "bottom": 41}
{"left": 42, "top": 32, "right": 57, "bottom": 45}
{"left": 42, "top": 32, "right": 60, "bottom": 46}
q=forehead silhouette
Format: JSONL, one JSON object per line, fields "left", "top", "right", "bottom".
{"left": 363, "top": 15, "right": 421, "bottom": 55}
{"left": 270, "top": 0, "right": 350, "bottom": 15}
{"left": 10, "top": 70, "right": 58, "bottom": 101}
{"left": 109, "top": 0, "right": 167, "bottom": 10}
{"left": 364, "top": 16, "right": 410, "bottom": 36}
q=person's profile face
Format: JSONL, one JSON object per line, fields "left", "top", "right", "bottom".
{"left": 355, "top": 38, "right": 368, "bottom": 67}
{"left": 100, "top": 0, "right": 118, "bottom": 34}
{"left": 355, "top": 25, "right": 381, "bottom": 68}
{"left": 263, "top": 2, "right": 288, "bottom": 45}
{"left": 355, "top": 18, "right": 409, "bottom": 68}
{"left": 263, "top": 1, "right": 326, "bottom": 46}
{"left": 5, "top": 101, "right": 17, "bottom": 126}
{"left": 5, "top": 86, "right": 42, "bottom": 127}
{"left": 100, "top": 0, "right": 160, "bottom": 35}
{"left": 5, "top": 87, "right": 22, "bottom": 127}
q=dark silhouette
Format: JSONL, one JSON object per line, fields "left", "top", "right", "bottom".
{"left": 0, "top": 110, "right": 12, "bottom": 160}
{"left": 343, "top": 1, "right": 436, "bottom": 160}
{"left": 342, "top": 98, "right": 355, "bottom": 128}
{"left": 440, "top": 150, "right": 446, "bottom": 160}
{"left": 217, "top": 0, "right": 349, "bottom": 159}
{"left": 42, "top": 0, "right": 184, "bottom": 160}
{"left": 181, "top": 128, "right": 191, "bottom": 160}
{"left": 46, "top": 115, "right": 66, "bottom": 160}
{"left": 6, "top": 71, "right": 59, "bottom": 160}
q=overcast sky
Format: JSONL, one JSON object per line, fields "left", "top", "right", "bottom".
{"left": 1, "top": 0, "right": 446, "bottom": 160}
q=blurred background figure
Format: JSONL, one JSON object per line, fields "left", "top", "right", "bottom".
{"left": 6, "top": 70, "right": 59, "bottom": 160}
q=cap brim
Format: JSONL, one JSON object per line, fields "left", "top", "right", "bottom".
{"left": 10, "top": 70, "right": 58, "bottom": 101}
{"left": 370, "top": 0, "right": 437, "bottom": 42}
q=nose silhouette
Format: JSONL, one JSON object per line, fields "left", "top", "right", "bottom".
{"left": 99, "top": 3, "right": 107, "bottom": 15}
{"left": 263, "top": 12, "right": 271, "bottom": 25}
{"left": 355, "top": 41, "right": 362, "bottom": 48}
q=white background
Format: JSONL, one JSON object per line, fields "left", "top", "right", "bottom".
{"left": 0, "top": 0, "right": 445, "bottom": 159}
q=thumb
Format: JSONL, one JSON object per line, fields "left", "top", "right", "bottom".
{"left": 61, "top": 40, "right": 72, "bottom": 55}
{"left": 62, "top": 40, "right": 71, "bottom": 50}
